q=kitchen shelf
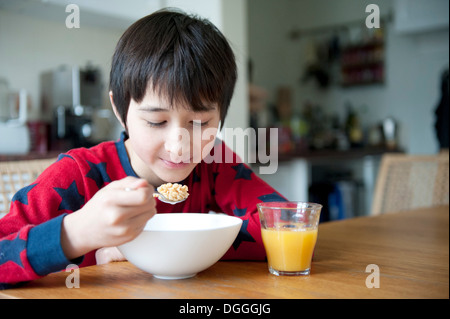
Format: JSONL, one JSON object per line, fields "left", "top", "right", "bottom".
{"left": 340, "top": 40, "right": 385, "bottom": 87}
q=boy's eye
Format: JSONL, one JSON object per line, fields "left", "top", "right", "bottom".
{"left": 192, "top": 120, "right": 210, "bottom": 127}
{"left": 145, "top": 120, "right": 210, "bottom": 128}
{"left": 146, "top": 121, "right": 166, "bottom": 128}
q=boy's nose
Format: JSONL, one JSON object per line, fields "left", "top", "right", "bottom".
{"left": 164, "top": 127, "right": 191, "bottom": 162}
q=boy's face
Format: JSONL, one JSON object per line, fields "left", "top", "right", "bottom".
{"left": 113, "top": 89, "right": 220, "bottom": 186}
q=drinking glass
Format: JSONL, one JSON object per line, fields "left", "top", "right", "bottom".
{"left": 257, "top": 201, "right": 322, "bottom": 276}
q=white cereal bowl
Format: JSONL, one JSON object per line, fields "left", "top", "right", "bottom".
{"left": 118, "top": 213, "right": 242, "bottom": 280}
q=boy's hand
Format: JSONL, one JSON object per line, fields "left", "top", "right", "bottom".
{"left": 95, "top": 247, "right": 126, "bottom": 265}
{"left": 61, "top": 177, "right": 156, "bottom": 260}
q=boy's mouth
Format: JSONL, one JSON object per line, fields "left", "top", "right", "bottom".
{"left": 160, "top": 158, "right": 192, "bottom": 169}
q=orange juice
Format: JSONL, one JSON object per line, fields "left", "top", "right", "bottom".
{"left": 261, "top": 227, "right": 317, "bottom": 272}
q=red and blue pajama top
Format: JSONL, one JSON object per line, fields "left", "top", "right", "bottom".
{"left": 0, "top": 132, "right": 286, "bottom": 288}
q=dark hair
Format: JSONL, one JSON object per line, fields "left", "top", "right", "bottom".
{"left": 109, "top": 8, "right": 237, "bottom": 129}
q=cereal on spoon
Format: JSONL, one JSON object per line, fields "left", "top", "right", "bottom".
{"left": 154, "top": 183, "right": 189, "bottom": 202}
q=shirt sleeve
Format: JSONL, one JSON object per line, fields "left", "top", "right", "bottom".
{"left": 212, "top": 143, "right": 287, "bottom": 260}
{"left": 0, "top": 155, "right": 85, "bottom": 289}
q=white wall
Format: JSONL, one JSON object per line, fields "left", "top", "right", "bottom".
{"left": 248, "top": 0, "right": 449, "bottom": 154}
{"left": 0, "top": 9, "right": 123, "bottom": 122}
{"left": 221, "top": 0, "right": 249, "bottom": 146}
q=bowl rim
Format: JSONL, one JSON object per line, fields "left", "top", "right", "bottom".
{"left": 142, "top": 213, "right": 243, "bottom": 232}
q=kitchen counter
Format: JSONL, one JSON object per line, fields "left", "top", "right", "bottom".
{"left": 277, "top": 146, "right": 403, "bottom": 162}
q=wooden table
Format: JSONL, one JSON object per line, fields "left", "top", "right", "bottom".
{"left": 1, "top": 206, "right": 448, "bottom": 299}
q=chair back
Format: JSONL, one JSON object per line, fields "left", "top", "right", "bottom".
{"left": 372, "top": 153, "right": 449, "bottom": 215}
{"left": 0, "top": 158, "right": 56, "bottom": 218}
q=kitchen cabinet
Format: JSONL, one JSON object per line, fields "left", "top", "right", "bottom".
{"left": 340, "top": 40, "right": 385, "bottom": 87}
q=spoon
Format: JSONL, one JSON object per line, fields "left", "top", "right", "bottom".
{"left": 153, "top": 192, "right": 187, "bottom": 205}
{"left": 124, "top": 187, "right": 187, "bottom": 205}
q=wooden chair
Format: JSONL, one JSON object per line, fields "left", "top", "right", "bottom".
{"left": 371, "top": 152, "right": 449, "bottom": 215}
{"left": 0, "top": 158, "right": 57, "bottom": 218}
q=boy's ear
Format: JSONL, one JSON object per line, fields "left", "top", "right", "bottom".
{"left": 109, "top": 91, "right": 126, "bottom": 129}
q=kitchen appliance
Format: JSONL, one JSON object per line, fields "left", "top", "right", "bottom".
{"left": 382, "top": 117, "right": 398, "bottom": 149}
{"left": 0, "top": 77, "right": 30, "bottom": 154}
{"left": 40, "top": 64, "right": 103, "bottom": 150}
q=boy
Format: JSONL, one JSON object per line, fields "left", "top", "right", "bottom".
{"left": 0, "top": 9, "right": 285, "bottom": 288}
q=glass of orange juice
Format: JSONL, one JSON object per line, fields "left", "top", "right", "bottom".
{"left": 257, "top": 201, "right": 322, "bottom": 276}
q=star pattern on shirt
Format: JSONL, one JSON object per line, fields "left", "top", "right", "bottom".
{"left": 86, "top": 160, "right": 111, "bottom": 188}
{"left": 56, "top": 154, "right": 73, "bottom": 162}
{"left": 192, "top": 168, "right": 201, "bottom": 184}
{"left": 232, "top": 219, "right": 255, "bottom": 250}
{"left": 0, "top": 233, "right": 26, "bottom": 268}
{"left": 233, "top": 205, "right": 247, "bottom": 217}
{"left": 11, "top": 184, "right": 37, "bottom": 206}
{"left": 54, "top": 181, "right": 85, "bottom": 212}
{"left": 258, "top": 192, "right": 287, "bottom": 202}
{"left": 232, "top": 163, "right": 253, "bottom": 180}
{"left": 210, "top": 172, "right": 219, "bottom": 196}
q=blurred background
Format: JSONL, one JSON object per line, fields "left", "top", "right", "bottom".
{"left": 0, "top": 0, "right": 448, "bottom": 220}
